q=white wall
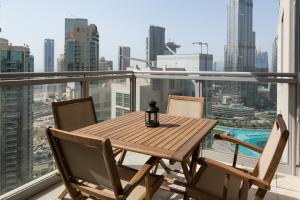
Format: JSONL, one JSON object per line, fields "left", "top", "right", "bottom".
{"left": 277, "top": 0, "right": 298, "bottom": 174}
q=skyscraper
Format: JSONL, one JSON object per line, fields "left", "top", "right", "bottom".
{"left": 118, "top": 46, "right": 130, "bottom": 71}
{"left": 146, "top": 25, "right": 165, "bottom": 64}
{"left": 255, "top": 49, "right": 269, "bottom": 72}
{"left": 224, "top": 0, "right": 256, "bottom": 72}
{"left": 0, "top": 38, "right": 34, "bottom": 194}
{"left": 44, "top": 39, "right": 55, "bottom": 98}
{"left": 44, "top": 39, "right": 54, "bottom": 72}
{"left": 64, "top": 18, "right": 99, "bottom": 71}
{"left": 57, "top": 54, "right": 64, "bottom": 72}
{"left": 65, "top": 18, "right": 88, "bottom": 40}
{"left": 224, "top": 0, "right": 257, "bottom": 107}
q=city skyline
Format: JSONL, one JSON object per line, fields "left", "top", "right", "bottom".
{"left": 0, "top": 0, "right": 278, "bottom": 71}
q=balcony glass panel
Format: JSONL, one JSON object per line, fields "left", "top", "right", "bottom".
{"left": 89, "top": 79, "right": 130, "bottom": 121}
{"left": 202, "top": 81, "right": 288, "bottom": 164}
{"left": 0, "top": 82, "right": 79, "bottom": 195}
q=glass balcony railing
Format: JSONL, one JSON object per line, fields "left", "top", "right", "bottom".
{"left": 0, "top": 70, "right": 297, "bottom": 198}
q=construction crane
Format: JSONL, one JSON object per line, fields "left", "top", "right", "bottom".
{"left": 192, "top": 42, "right": 208, "bottom": 54}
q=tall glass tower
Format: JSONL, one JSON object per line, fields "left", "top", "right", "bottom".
{"left": 44, "top": 39, "right": 54, "bottom": 72}
{"left": 146, "top": 25, "right": 165, "bottom": 64}
{"left": 64, "top": 18, "right": 99, "bottom": 71}
{"left": 118, "top": 46, "right": 130, "bottom": 71}
{"left": 0, "top": 38, "right": 34, "bottom": 194}
{"left": 224, "top": 0, "right": 257, "bottom": 107}
{"left": 224, "top": 0, "right": 256, "bottom": 72}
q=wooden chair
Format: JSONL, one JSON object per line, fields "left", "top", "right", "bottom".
{"left": 52, "top": 96, "right": 98, "bottom": 132}
{"left": 167, "top": 95, "right": 205, "bottom": 119}
{"left": 46, "top": 127, "right": 164, "bottom": 200}
{"left": 52, "top": 96, "right": 124, "bottom": 158}
{"left": 155, "top": 95, "right": 205, "bottom": 174}
{"left": 185, "top": 114, "right": 289, "bottom": 200}
{"left": 52, "top": 97, "right": 124, "bottom": 198}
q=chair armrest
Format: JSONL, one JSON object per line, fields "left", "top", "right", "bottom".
{"left": 113, "top": 148, "right": 123, "bottom": 157}
{"left": 214, "top": 134, "right": 263, "bottom": 154}
{"left": 197, "top": 157, "right": 270, "bottom": 190}
{"left": 123, "top": 156, "right": 160, "bottom": 196}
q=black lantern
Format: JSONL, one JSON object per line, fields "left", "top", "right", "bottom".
{"left": 145, "top": 100, "right": 159, "bottom": 127}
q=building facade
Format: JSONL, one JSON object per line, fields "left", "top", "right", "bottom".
{"left": 118, "top": 46, "right": 130, "bottom": 71}
{"left": 44, "top": 39, "right": 54, "bottom": 72}
{"left": 224, "top": 0, "right": 256, "bottom": 72}
{"left": 57, "top": 54, "right": 64, "bottom": 72}
{"left": 146, "top": 25, "right": 165, "bottom": 64}
{"left": 255, "top": 49, "right": 269, "bottom": 72}
{"left": 44, "top": 39, "right": 55, "bottom": 99}
{"left": 0, "top": 38, "right": 34, "bottom": 194}
{"left": 99, "top": 57, "right": 113, "bottom": 71}
{"left": 64, "top": 18, "right": 99, "bottom": 71}
{"left": 224, "top": 0, "right": 257, "bottom": 107}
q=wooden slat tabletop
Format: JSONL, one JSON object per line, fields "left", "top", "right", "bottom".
{"left": 73, "top": 111, "right": 218, "bottom": 162}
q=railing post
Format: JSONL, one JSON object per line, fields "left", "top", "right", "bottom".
{"left": 130, "top": 73, "right": 136, "bottom": 112}
{"left": 289, "top": 82, "right": 298, "bottom": 175}
{"left": 81, "top": 75, "right": 89, "bottom": 98}
{"left": 195, "top": 80, "right": 203, "bottom": 97}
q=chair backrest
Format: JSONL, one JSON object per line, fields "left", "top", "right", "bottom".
{"left": 46, "top": 127, "right": 123, "bottom": 197}
{"left": 167, "top": 95, "right": 205, "bottom": 119}
{"left": 253, "top": 114, "right": 289, "bottom": 183}
{"left": 52, "top": 97, "right": 97, "bottom": 131}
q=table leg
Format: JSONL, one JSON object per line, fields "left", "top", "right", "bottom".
{"left": 181, "top": 161, "right": 192, "bottom": 184}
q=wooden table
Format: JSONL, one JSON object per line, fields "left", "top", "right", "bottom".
{"left": 73, "top": 111, "right": 218, "bottom": 185}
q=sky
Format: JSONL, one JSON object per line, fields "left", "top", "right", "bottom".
{"left": 0, "top": 0, "right": 279, "bottom": 72}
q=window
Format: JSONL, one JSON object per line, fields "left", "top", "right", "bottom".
{"left": 116, "top": 93, "right": 123, "bottom": 106}
{"left": 124, "top": 94, "right": 130, "bottom": 108}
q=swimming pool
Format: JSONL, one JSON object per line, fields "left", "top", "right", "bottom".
{"left": 214, "top": 126, "right": 271, "bottom": 157}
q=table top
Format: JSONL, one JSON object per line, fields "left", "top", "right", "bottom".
{"left": 72, "top": 111, "right": 218, "bottom": 162}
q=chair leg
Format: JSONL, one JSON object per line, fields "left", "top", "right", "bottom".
{"left": 58, "top": 188, "right": 68, "bottom": 199}
{"left": 159, "top": 160, "right": 172, "bottom": 174}
{"left": 252, "top": 188, "right": 267, "bottom": 200}
{"left": 183, "top": 192, "right": 189, "bottom": 200}
{"left": 117, "top": 150, "right": 127, "bottom": 165}
{"left": 152, "top": 162, "right": 159, "bottom": 174}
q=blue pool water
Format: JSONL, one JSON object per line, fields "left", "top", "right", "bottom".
{"left": 214, "top": 126, "right": 271, "bottom": 157}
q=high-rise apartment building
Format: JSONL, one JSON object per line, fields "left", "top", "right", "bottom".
{"left": 146, "top": 25, "right": 165, "bottom": 64}
{"left": 224, "top": 0, "right": 256, "bottom": 72}
{"left": 44, "top": 39, "right": 55, "bottom": 98}
{"left": 65, "top": 18, "right": 88, "bottom": 40}
{"left": 0, "top": 38, "right": 34, "bottom": 194}
{"left": 255, "top": 49, "right": 269, "bottom": 72}
{"left": 44, "top": 39, "right": 54, "bottom": 72}
{"left": 224, "top": 0, "right": 257, "bottom": 107}
{"left": 56, "top": 54, "right": 66, "bottom": 95}
{"left": 57, "top": 54, "right": 64, "bottom": 72}
{"left": 118, "top": 46, "right": 130, "bottom": 71}
{"left": 64, "top": 18, "right": 99, "bottom": 71}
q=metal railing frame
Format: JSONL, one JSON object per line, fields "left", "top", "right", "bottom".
{"left": 0, "top": 70, "right": 298, "bottom": 199}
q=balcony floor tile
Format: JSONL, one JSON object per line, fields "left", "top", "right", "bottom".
{"left": 30, "top": 152, "right": 300, "bottom": 200}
